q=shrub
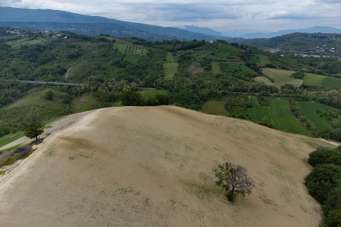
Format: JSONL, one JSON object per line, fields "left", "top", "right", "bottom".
{"left": 214, "top": 162, "right": 254, "bottom": 202}
{"left": 305, "top": 164, "right": 341, "bottom": 203}
{"left": 44, "top": 90, "right": 55, "bottom": 101}
{"left": 325, "top": 209, "right": 341, "bottom": 227}
{"left": 308, "top": 147, "right": 341, "bottom": 167}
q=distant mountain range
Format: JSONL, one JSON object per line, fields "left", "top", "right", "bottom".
{"left": 0, "top": 7, "right": 218, "bottom": 41}
{"left": 238, "top": 26, "right": 341, "bottom": 39}
{"left": 0, "top": 6, "right": 341, "bottom": 44}
{"left": 182, "top": 26, "right": 223, "bottom": 37}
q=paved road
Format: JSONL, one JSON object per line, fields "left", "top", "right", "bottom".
{"left": 0, "top": 79, "right": 83, "bottom": 87}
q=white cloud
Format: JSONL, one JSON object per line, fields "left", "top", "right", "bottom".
{"left": 1, "top": 0, "right": 341, "bottom": 32}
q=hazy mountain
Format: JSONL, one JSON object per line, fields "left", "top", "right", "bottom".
{"left": 0, "top": 7, "right": 217, "bottom": 41}
{"left": 241, "top": 26, "right": 341, "bottom": 39}
{"left": 183, "top": 25, "right": 223, "bottom": 37}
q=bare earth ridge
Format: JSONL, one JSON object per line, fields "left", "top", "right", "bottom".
{"left": 0, "top": 106, "right": 326, "bottom": 227}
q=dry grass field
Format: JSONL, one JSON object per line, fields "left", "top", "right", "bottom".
{"left": 0, "top": 106, "right": 329, "bottom": 227}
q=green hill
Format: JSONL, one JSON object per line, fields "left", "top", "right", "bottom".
{"left": 1, "top": 28, "right": 341, "bottom": 143}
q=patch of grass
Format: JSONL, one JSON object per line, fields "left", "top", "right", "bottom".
{"left": 185, "top": 182, "right": 223, "bottom": 200}
{"left": 0, "top": 132, "right": 24, "bottom": 147}
{"left": 140, "top": 89, "right": 168, "bottom": 100}
{"left": 304, "top": 73, "right": 341, "bottom": 89}
{"left": 263, "top": 68, "right": 302, "bottom": 88}
{"left": 188, "top": 62, "right": 204, "bottom": 76}
{"left": 255, "top": 76, "right": 274, "bottom": 86}
{"left": 164, "top": 53, "right": 178, "bottom": 80}
{"left": 211, "top": 62, "right": 222, "bottom": 74}
{"left": 258, "top": 55, "right": 271, "bottom": 67}
{"left": 202, "top": 101, "right": 227, "bottom": 115}
{"left": 71, "top": 94, "right": 101, "bottom": 113}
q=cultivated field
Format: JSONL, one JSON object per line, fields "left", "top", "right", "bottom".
{"left": 0, "top": 106, "right": 326, "bottom": 227}
{"left": 262, "top": 68, "right": 302, "bottom": 88}
{"left": 303, "top": 73, "right": 341, "bottom": 89}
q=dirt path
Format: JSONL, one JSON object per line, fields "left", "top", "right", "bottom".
{"left": 0, "top": 106, "right": 327, "bottom": 227}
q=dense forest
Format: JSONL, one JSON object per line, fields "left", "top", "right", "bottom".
{"left": 0, "top": 27, "right": 341, "bottom": 142}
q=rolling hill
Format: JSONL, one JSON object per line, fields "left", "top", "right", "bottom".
{"left": 0, "top": 7, "right": 217, "bottom": 41}
{"left": 0, "top": 28, "right": 341, "bottom": 143}
{"left": 241, "top": 33, "right": 341, "bottom": 58}
{"left": 0, "top": 106, "right": 330, "bottom": 226}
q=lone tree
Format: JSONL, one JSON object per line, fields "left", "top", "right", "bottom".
{"left": 24, "top": 115, "right": 44, "bottom": 142}
{"left": 214, "top": 162, "right": 254, "bottom": 203}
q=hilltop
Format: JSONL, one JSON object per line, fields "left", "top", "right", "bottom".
{"left": 0, "top": 106, "right": 330, "bottom": 227}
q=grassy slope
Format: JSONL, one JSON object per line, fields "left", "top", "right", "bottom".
{"left": 0, "top": 88, "right": 70, "bottom": 134}
{"left": 0, "top": 132, "right": 24, "bottom": 147}
{"left": 71, "top": 94, "right": 102, "bottom": 113}
{"left": 262, "top": 68, "right": 302, "bottom": 88}
{"left": 202, "top": 101, "right": 227, "bottom": 115}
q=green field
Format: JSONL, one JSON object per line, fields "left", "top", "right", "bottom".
{"left": 293, "top": 101, "right": 341, "bottom": 132}
{"left": 262, "top": 68, "right": 302, "bottom": 88}
{"left": 164, "top": 53, "right": 178, "bottom": 80}
{"left": 202, "top": 101, "right": 227, "bottom": 115}
{"left": 243, "top": 98, "right": 309, "bottom": 134}
{"left": 303, "top": 73, "right": 341, "bottom": 89}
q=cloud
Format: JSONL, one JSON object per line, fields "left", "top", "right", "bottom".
{"left": 269, "top": 14, "right": 322, "bottom": 20}
{"left": 128, "top": 3, "right": 239, "bottom": 22}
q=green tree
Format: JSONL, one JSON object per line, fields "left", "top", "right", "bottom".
{"left": 24, "top": 116, "right": 44, "bottom": 142}
{"left": 214, "top": 162, "right": 254, "bottom": 203}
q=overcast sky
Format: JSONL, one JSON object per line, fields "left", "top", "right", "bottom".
{"left": 1, "top": 0, "right": 341, "bottom": 33}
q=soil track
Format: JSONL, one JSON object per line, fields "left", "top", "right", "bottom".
{"left": 0, "top": 106, "right": 330, "bottom": 227}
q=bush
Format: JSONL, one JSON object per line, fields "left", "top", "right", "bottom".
{"left": 44, "top": 90, "right": 55, "bottom": 101}
{"left": 324, "top": 186, "right": 341, "bottom": 215}
{"left": 144, "top": 93, "right": 171, "bottom": 106}
{"left": 121, "top": 89, "right": 144, "bottom": 106}
{"left": 325, "top": 209, "right": 341, "bottom": 227}
{"left": 308, "top": 147, "right": 341, "bottom": 167}
{"left": 305, "top": 164, "right": 341, "bottom": 203}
